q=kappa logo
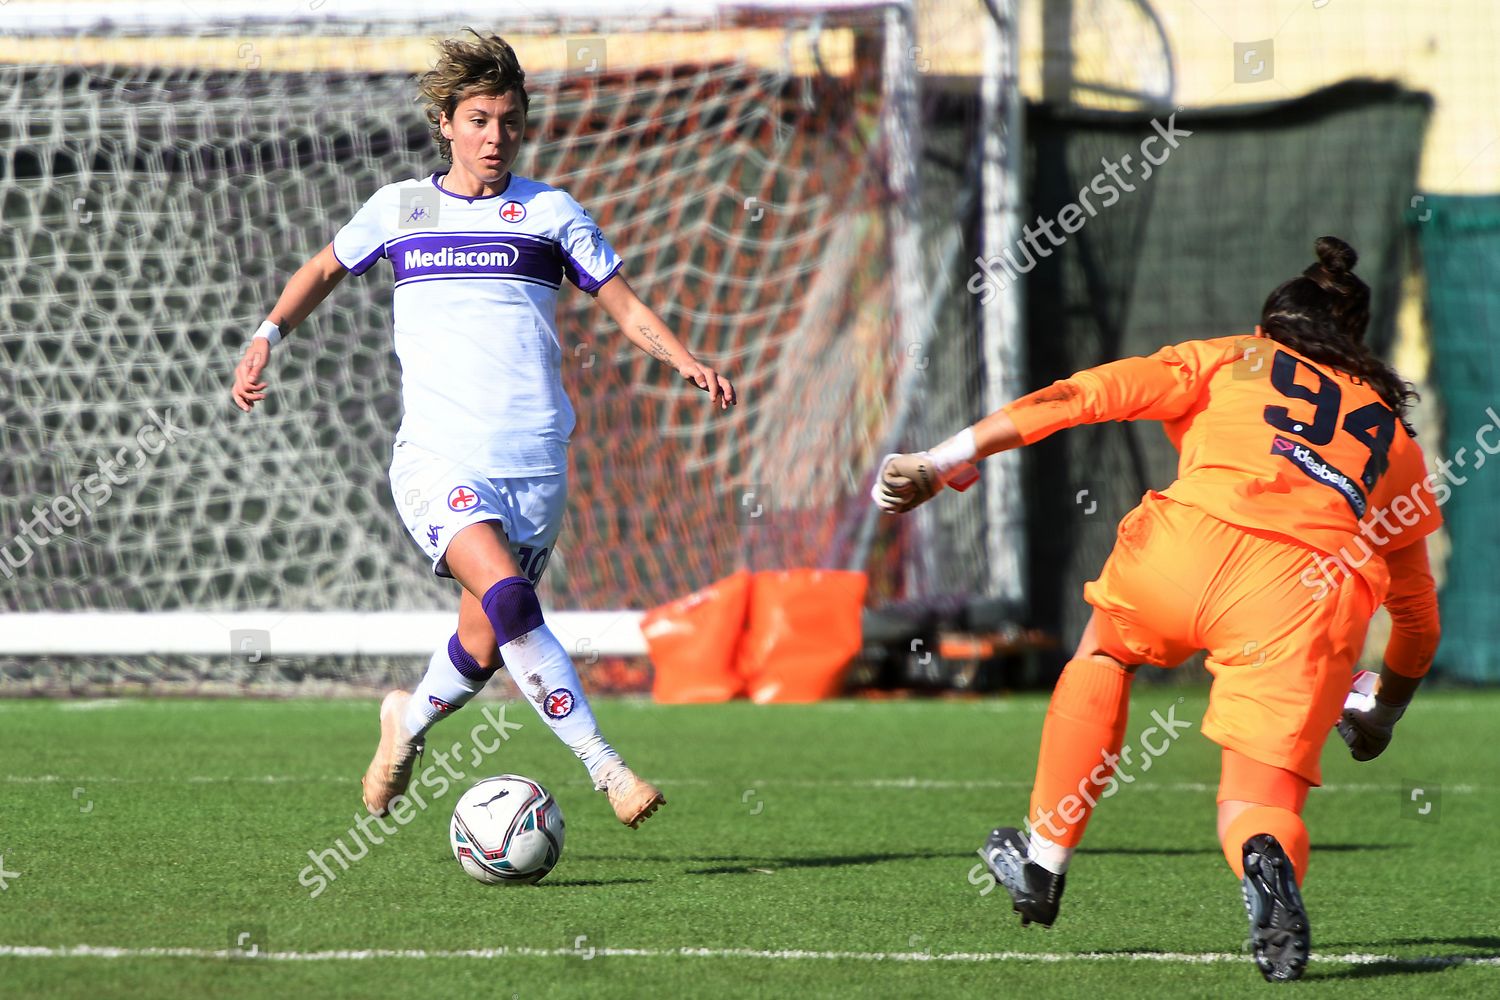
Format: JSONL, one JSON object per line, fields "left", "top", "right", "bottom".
{"left": 544, "top": 688, "right": 575, "bottom": 719}
{"left": 447, "top": 486, "right": 480, "bottom": 512}
{"left": 499, "top": 200, "right": 527, "bottom": 223}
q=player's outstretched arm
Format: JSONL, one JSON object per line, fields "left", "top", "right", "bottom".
{"left": 593, "top": 274, "right": 736, "bottom": 410}
{"left": 231, "top": 243, "right": 347, "bottom": 412}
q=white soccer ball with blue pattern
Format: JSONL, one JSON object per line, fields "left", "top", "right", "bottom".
{"left": 450, "top": 775, "right": 565, "bottom": 885}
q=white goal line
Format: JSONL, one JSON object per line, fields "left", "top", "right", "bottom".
{"left": 0, "top": 944, "right": 1495, "bottom": 968}
{"left": 0, "top": 612, "right": 647, "bottom": 657}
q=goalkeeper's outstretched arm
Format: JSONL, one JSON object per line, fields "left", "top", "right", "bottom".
{"left": 869, "top": 410, "right": 1022, "bottom": 514}
{"left": 231, "top": 243, "right": 348, "bottom": 412}
{"left": 871, "top": 342, "right": 1211, "bottom": 513}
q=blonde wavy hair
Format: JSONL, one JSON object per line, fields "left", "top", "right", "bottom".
{"left": 418, "top": 29, "right": 530, "bottom": 162}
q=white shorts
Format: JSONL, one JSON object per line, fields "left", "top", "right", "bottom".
{"left": 389, "top": 440, "right": 566, "bottom": 582}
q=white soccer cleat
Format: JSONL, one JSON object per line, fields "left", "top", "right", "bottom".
{"left": 596, "top": 761, "right": 665, "bottom": 829}
{"left": 361, "top": 689, "right": 424, "bottom": 817}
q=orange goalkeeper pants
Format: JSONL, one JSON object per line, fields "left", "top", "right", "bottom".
{"left": 1084, "top": 491, "right": 1375, "bottom": 784}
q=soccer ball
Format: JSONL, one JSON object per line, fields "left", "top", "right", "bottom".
{"left": 450, "top": 775, "right": 565, "bottom": 885}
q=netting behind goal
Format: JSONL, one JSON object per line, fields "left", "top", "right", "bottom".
{"left": 0, "top": 4, "right": 988, "bottom": 692}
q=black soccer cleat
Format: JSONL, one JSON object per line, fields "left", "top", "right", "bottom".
{"left": 979, "top": 827, "right": 1066, "bottom": 928}
{"left": 1240, "top": 834, "right": 1310, "bottom": 982}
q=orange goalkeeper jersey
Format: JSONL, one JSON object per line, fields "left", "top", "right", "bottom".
{"left": 1003, "top": 334, "right": 1442, "bottom": 604}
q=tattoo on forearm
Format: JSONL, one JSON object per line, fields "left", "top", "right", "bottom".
{"left": 638, "top": 324, "right": 674, "bottom": 363}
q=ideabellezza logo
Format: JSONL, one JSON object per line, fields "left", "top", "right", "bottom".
{"left": 1271, "top": 435, "right": 1367, "bottom": 517}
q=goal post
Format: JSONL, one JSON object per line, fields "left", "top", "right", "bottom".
{"left": 0, "top": 0, "right": 1004, "bottom": 691}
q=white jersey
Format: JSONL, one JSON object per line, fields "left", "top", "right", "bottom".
{"left": 332, "top": 172, "right": 622, "bottom": 476}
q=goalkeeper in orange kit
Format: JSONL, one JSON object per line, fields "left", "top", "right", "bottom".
{"left": 872, "top": 238, "right": 1441, "bottom": 982}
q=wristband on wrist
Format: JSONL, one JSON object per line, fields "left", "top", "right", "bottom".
{"left": 928, "top": 427, "right": 978, "bottom": 477}
{"left": 252, "top": 320, "right": 282, "bottom": 348}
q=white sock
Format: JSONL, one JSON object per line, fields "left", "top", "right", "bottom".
{"left": 403, "top": 635, "right": 494, "bottom": 740}
{"left": 1028, "top": 830, "right": 1074, "bottom": 876}
{"left": 499, "top": 622, "right": 622, "bottom": 782}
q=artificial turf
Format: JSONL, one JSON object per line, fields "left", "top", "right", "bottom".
{"left": 0, "top": 688, "right": 1496, "bottom": 998}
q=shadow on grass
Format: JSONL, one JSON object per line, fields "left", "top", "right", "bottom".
{"left": 587, "top": 844, "right": 1404, "bottom": 873}
{"left": 1009, "top": 944, "right": 1496, "bottom": 982}
{"left": 684, "top": 850, "right": 979, "bottom": 875}
{"left": 576, "top": 850, "right": 976, "bottom": 874}
{"left": 1310, "top": 955, "right": 1500, "bottom": 980}
{"left": 1278, "top": 935, "right": 1500, "bottom": 983}
{"left": 1084, "top": 843, "right": 1401, "bottom": 856}
{"left": 425, "top": 852, "right": 652, "bottom": 887}
{"left": 1368, "top": 936, "right": 1500, "bottom": 950}
{"left": 1308, "top": 934, "right": 1500, "bottom": 979}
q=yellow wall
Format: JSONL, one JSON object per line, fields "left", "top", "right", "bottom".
{"left": 919, "top": 0, "right": 1499, "bottom": 193}
{"left": 11, "top": 0, "right": 1490, "bottom": 193}
{"left": 0, "top": 29, "right": 850, "bottom": 78}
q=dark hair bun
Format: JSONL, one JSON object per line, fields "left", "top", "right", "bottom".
{"left": 1314, "top": 236, "right": 1358, "bottom": 274}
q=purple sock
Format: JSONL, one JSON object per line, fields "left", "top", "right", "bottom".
{"left": 481, "top": 576, "right": 545, "bottom": 645}
{"left": 448, "top": 633, "right": 499, "bottom": 681}
{"left": 405, "top": 632, "right": 500, "bottom": 738}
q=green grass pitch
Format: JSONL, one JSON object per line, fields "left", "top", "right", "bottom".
{"left": 0, "top": 688, "right": 1496, "bottom": 998}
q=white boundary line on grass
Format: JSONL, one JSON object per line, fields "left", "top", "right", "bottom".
{"left": 0, "top": 700, "right": 1493, "bottom": 712}
{"left": 0, "top": 944, "right": 1496, "bottom": 967}
{"left": 0, "top": 775, "right": 1481, "bottom": 794}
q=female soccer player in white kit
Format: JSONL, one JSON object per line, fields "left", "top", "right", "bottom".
{"left": 230, "top": 31, "right": 735, "bottom": 828}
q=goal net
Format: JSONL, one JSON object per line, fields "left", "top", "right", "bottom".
{"left": 0, "top": 1, "right": 993, "bottom": 693}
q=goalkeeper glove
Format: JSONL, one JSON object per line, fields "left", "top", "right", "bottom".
{"left": 1337, "top": 669, "right": 1407, "bottom": 762}
{"left": 871, "top": 429, "right": 980, "bottom": 514}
